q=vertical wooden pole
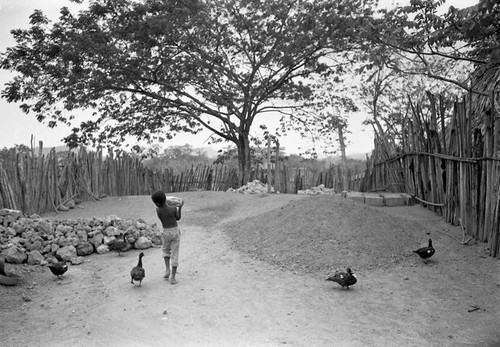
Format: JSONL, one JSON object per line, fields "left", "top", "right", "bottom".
{"left": 267, "top": 136, "right": 272, "bottom": 193}
{"left": 274, "top": 140, "right": 280, "bottom": 193}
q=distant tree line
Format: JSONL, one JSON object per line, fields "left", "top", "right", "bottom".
{"left": 136, "top": 143, "right": 365, "bottom": 176}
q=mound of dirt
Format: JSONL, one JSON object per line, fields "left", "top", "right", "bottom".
{"left": 223, "top": 194, "right": 435, "bottom": 274}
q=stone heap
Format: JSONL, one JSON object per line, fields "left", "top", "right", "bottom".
{"left": 298, "top": 184, "right": 337, "bottom": 195}
{"left": 0, "top": 208, "right": 161, "bottom": 266}
{"left": 227, "top": 181, "right": 338, "bottom": 195}
{"left": 227, "top": 180, "right": 273, "bottom": 194}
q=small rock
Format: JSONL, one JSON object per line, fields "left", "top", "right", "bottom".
{"left": 64, "top": 199, "right": 76, "bottom": 209}
{"left": 71, "top": 256, "right": 85, "bottom": 265}
{"left": 22, "top": 295, "right": 31, "bottom": 302}
{"left": 57, "top": 205, "right": 69, "bottom": 212}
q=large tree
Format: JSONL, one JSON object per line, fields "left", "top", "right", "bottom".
{"left": 1, "top": 0, "right": 375, "bottom": 185}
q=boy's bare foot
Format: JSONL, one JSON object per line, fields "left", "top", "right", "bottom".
{"left": 170, "top": 278, "right": 178, "bottom": 285}
{"left": 164, "top": 272, "right": 170, "bottom": 279}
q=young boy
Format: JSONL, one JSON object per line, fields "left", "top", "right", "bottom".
{"left": 151, "top": 191, "right": 183, "bottom": 284}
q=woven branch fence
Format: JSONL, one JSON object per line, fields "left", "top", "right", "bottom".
{"left": 0, "top": 144, "right": 363, "bottom": 216}
{"left": 360, "top": 93, "right": 500, "bottom": 258}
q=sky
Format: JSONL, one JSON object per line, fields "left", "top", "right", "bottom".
{"left": 0, "top": 0, "right": 479, "bottom": 157}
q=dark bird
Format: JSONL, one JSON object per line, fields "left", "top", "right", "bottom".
{"left": 48, "top": 260, "right": 68, "bottom": 279}
{"left": 130, "top": 252, "right": 145, "bottom": 286}
{"left": 413, "top": 239, "right": 435, "bottom": 263}
{"left": 326, "top": 268, "right": 357, "bottom": 289}
{"left": 111, "top": 234, "right": 128, "bottom": 256}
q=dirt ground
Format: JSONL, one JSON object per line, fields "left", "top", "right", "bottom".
{"left": 0, "top": 191, "right": 499, "bottom": 347}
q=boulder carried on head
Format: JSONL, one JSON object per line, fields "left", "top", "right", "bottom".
{"left": 166, "top": 196, "right": 184, "bottom": 207}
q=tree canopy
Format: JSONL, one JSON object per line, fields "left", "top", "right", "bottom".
{"left": 366, "top": 0, "right": 500, "bottom": 95}
{"left": 351, "top": 0, "right": 500, "bottom": 155}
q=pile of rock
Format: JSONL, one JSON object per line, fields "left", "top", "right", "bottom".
{"left": 227, "top": 180, "right": 273, "bottom": 194}
{"left": 0, "top": 208, "right": 161, "bottom": 266}
{"left": 298, "top": 184, "right": 336, "bottom": 195}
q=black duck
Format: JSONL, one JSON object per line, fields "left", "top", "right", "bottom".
{"left": 48, "top": 260, "right": 68, "bottom": 279}
{"left": 130, "top": 252, "right": 145, "bottom": 286}
{"left": 326, "top": 268, "right": 357, "bottom": 289}
{"left": 413, "top": 239, "right": 435, "bottom": 263}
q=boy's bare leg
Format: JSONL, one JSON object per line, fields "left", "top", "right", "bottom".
{"left": 171, "top": 266, "right": 178, "bottom": 284}
{"left": 163, "top": 257, "right": 170, "bottom": 278}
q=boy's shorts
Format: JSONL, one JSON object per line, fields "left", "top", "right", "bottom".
{"left": 161, "top": 227, "right": 181, "bottom": 266}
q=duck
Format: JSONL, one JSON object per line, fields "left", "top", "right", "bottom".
{"left": 130, "top": 252, "right": 145, "bottom": 286}
{"left": 413, "top": 239, "right": 435, "bottom": 263}
{"left": 326, "top": 267, "right": 357, "bottom": 289}
{"left": 48, "top": 259, "right": 68, "bottom": 280}
{"left": 111, "top": 234, "right": 128, "bottom": 256}
{"left": 0, "top": 257, "right": 21, "bottom": 286}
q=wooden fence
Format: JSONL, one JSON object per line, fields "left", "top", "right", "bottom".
{"left": 359, "top": 95, "right": 500, "bottom": 258}
{"left": 0, "top": 144, "right": 362, "bottom": 216}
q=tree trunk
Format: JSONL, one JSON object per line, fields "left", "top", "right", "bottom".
{"left": 236, "top": 134, "right": 252, "bottom": 187}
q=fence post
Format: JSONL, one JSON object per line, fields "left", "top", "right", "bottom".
{"left": 267, "top": 136, "right": 272, "bottom": 193}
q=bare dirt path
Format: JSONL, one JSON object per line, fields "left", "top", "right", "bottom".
{"left": 1, "top": 191, "right": 499, "bottom": 347}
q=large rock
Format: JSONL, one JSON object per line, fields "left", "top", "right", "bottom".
{"left": 2, "top": 246, "right": 27, "bottom": 264}
{"left": 103, "top": 226, "right": 121, "bottom": 237}
{"left": 58, "top": 236, "right": 72, "bottom": 247}
{"left": 56, "top": 245, "right": 77, "bottom": 261}
{"left": 55, "top": 224, "right": 73, "bottom": 235}
{"left": 3, "top": 227, "right": 16, "bottom": 237}
{"left": 28, "top": 239, "right": 43, "bottom": 252}
{"left": 89, "top": 232, "right": 104, "bottom": 248}
{"left": 34, "top": 220, "right": 54, "bottom": 235}
{"left": 96, "top": 244, "right": 109, "bottom": 254}
{"left": 125, "top": 228, "right": 140, "bottom": 243}
{"left": 103, "top": 235, "right": 116, "bottom": 245}
{"left": 75, "top": 228, "right": 88, "bottom": 242}
{"left": 51, "top": 243, "right": 60, "bottom": 253}
{"left": 76, "top": 241, "right": 94, "bottom": 256}
{"left": 13, "top": 222, "right": 27, "bottom": 235}
{"left": 41, "top": 244, "right": 52, "bottom": 254}
{"left": 27, "top": 250, "right": 45, "bottom": 265}
{"left": 134, "top": 236, "right": 152, "bottom": 249}
{"left": 151, "top": 234, "right": 162, "bottom": 246}
{"left": 10, "top": 237, "right": 26, "bottom": 246}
